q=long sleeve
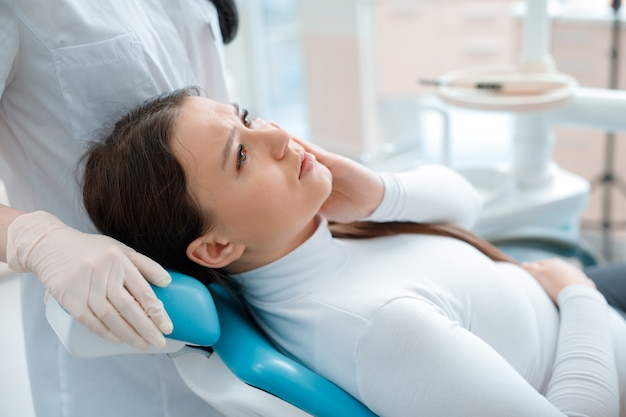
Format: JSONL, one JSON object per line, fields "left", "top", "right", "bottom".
{"left": 355, "top": 293, "right": 619, "bottom": 417}
{"left": 363, "top": 165, "right": 481, "bottom": 229}
{"left": 545, "top": 286, "right": 620, "bottom": 416}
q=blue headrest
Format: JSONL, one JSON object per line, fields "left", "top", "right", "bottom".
{"left": 151, "top": 271, "right": 220, "bottom": 346}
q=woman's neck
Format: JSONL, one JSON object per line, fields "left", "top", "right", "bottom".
{"left": 225, "top": 215, "right": 321, "bottom": 274}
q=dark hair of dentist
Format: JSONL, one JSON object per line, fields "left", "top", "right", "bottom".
{"left": 82, "top": 87, "right": 626, "bottom": 417}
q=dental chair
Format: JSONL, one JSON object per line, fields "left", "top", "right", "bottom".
{"left": 43, "top": 223, "right": 600, "bottom": 417}
{"left": 45, "top": 271, "right": 377, "bottom": 417}
{"left": 46, "top": 241, "right": 598, "bottom": 417}
{"left": 491, "top": 231, "right": 599, "bottom": 267}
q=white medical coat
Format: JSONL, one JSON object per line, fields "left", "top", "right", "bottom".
{"left": 0, "top": 1, "right": 228, "bottom": 416}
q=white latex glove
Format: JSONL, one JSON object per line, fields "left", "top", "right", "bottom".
{"left": 6, "top": 211, "right": 173, "bottom": 350}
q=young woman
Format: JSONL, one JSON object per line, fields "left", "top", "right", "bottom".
{"left": 82, "top": 87, "right": 626, "bottom": 417}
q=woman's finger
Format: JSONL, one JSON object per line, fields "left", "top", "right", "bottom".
{"left": 291, "top": 136, "right": 332, "bottom": 164}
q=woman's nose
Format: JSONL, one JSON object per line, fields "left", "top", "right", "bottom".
{"left": 258, "top": 119, "right": 290, "bottom": 159}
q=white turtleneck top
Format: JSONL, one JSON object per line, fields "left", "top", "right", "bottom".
{"left": 236, "top": 165, "right": 626, "bottom": 417}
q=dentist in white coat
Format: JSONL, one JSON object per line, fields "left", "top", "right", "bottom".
{"left": 0, "top": 1, "right": 237, "bottom": 416}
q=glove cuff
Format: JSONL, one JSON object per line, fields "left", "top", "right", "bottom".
{"left": 6, "top": 211, "right": 66, "bottom": 273}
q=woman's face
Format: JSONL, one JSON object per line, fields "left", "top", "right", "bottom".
{"left": 171, "top": 96, "right": 332, "bottom": 271}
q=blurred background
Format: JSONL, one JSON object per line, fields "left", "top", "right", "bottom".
{"left": 2, "top": 0, "right": 624, "bottom": 415}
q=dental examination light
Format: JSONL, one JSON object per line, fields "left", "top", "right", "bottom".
{"left": 433, "top": 0, "right": 626, "bottom": 190}
{"left": 418, "top": 0, "right": 626, "bottom": 243}
{"left": 434, "top": 0, "right": 578, "bottom": 188}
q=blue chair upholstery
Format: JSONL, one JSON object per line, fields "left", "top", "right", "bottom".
{"left": 151, "top": 272, "right": 220, "bottom": 346}
{"left": 155, "top": 272, "right": 376, "bottom": 417}
{"left": 490, "top": 232, "right": 599, "bottom": 267}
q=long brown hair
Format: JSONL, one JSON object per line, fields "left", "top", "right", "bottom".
{"left": 81, "top": 87, "right": 514, "bottom": 291}
{"left": 329, "top": 222, "right": 515, "bottom": 263}
{"left": 82, "top": 87, "right": 232, "bottom": 289}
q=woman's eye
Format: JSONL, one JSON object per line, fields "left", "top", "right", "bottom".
{"left": 241, "top": 108, "right": 251, "bottom": 128}
{"left": 237, "top": 144, "right": 247, "bottom": 170}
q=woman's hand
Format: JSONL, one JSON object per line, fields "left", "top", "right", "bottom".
{"left": 292, "top": 137, "right": 384, "bottom": 223}
{"left": 522, "top": 258, "right": 596, "bottom": 302}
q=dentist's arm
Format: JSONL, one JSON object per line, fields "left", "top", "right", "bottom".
{"left": 1, "top": 205, "right": 173, "bottom": 350}
{"left": 0, "top": 204, "right": 22, "bottom": 262}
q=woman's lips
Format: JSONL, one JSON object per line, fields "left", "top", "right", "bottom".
{"left": 299, "top": 151, "right": 315, "bottom": 179}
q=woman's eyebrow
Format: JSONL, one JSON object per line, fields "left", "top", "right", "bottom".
{"left": 221, "top": 104, "right": 240, "bottom": 171}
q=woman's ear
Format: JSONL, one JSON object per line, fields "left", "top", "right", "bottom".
{"left": 186, "top": 233, "right": 244, "bottom": 269}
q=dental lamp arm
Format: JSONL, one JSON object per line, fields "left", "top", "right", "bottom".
{"left": 546, "top": 87, "right": 626, "bottom": 133}
{"left": 520, "top": 0, "right": 555, "bottom": 72}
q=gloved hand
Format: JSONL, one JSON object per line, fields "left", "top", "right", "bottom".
{"left": 6, "top": 211, "right": 173, "bottom": 350}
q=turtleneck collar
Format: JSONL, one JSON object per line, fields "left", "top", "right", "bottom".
{"left": 234, "top": 216, "right": 350, "bottom": 303}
